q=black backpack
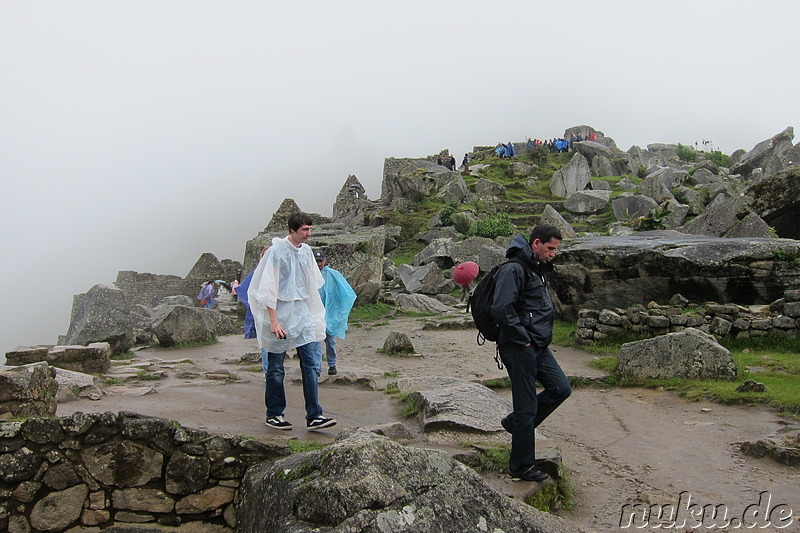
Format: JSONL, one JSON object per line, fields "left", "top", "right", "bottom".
{"left": 467, "top": 258, "right": 530, "bottom": 368}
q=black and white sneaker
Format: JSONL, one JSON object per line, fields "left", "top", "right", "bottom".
{"left": 306, "top": 416, "right": 337, "bottom": 430}
{"left": 265, "top": 415, "right": 292, "bottom": 430}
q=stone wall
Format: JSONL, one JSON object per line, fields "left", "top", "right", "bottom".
{"left": 576, "top": 290, "right": 800, "bottom": 344}
{"left": 0, "top": 412, "right": 288, "bottom": 532}
{"left": 113, "top": 253, "right": 242, "bottom": 309}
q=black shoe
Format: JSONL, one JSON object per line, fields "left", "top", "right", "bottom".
{"left": 265, "top": 415, "right": 292, "bottom": 430}
{"left": 501, "top": 416, "right": 513, "bottom": 434}
{"left": 509, "top": 466, "right": 549, "bottom": 482}
{"left": 307, "top": 416, "right": 337, "bottom": 430}
{"left": 328, "top": 366, "right": 337, "bottom": 375}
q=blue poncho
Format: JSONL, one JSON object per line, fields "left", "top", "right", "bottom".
{"left": 236, "top": 271, "right": 257, "bottom": 339}
{"left": 319, "top": 266, "right": 357, "bottom": 339}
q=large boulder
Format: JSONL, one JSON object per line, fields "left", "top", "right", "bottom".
{"left": 381, "top": 157, "right": 463, "bottom": 208}
{"left": 731, "top": 126, "right": 794, "bottom": 178}
{"left": 618, "top": 328, "right": 737, "bottom": 380}
{"left": 571, "top": 140, "right": 619, "bottom": 166}
{"left": 550, "top": 152, "right": 591, "bottom": 197}
{"left": 549, "top": 232, "right": 800, "bottom": 320}
{"left": 539, "top": 204, "right": 577, "bottom": 238}
{"left": 150, "top": 306, "right": 238, "bottom": 347}
{"left": 63, "top": 284, "right": 134, "bottom": 353}
{"left": 46, "top": 342, "right": 111, "bottom": 374}
{"left": 563, "top": 189, "right": 611, "bottom": 214}
{"left": 396, "top": 294, "right": 454, "bottom": 314}
{"left": 744, "top": 166, "right": 800, "bottom": 239}
{"left": 237, "top": 429, "right": 589, "bottom": 533}
{"left": 678, "top": 195, "right": 749, "bottom": 237}
{"left": 0, "top": 362, "right": 58, "bottom": 418}
{"left": 396, "top": 263, "right": 454, "bottom": 295}
{"left": 611, "top": 194, "right": 659, "bottom": 221}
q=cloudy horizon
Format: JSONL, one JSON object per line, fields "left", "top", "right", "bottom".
{"left": 2, "top": 1, "right": 798, "bottom": 360}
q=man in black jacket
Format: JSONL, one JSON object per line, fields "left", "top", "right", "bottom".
{"left": 491, "top": 224, "right": 572, "bottom": 482}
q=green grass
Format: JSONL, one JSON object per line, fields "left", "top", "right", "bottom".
{"left": 111, "top": 351, "right": 134, "bottom": 360}
{"left": 163, "top": 338, "right": 218, "bottom": 350}
{"left": 102, "top": 378, "right": 122, "bottom": 386}
{"left": 399, "top": 392, "right": 425, "bottom": 418}
{"left": 383, "top": 371, "right": 400, "bottom": 378}
{"left": 457, "top": 444, "right": 511, "bottom": 474}
{"left": 287, "top": 440, "right": 327, "bottom": 454}
{"left": 525, "top": 466, "right": 575, "bottom": 513}
{"left": 350, "top": 302, "right": 395, "bottom": 323}
{"left": 552, "top": 320, "right": 577, "bottom": 347}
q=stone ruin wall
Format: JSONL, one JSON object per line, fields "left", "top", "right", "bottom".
{"left": 576, "top": 290, "right": 800, "bottom": 344}
{"left": 0, "top": 412, "right": 286, "bottom": 532}
{"left": 114, "top": 260, "right": 240, "bottom": 308}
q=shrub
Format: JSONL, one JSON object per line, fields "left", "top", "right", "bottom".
{"left": 439, "top": 201, "right": 459, "bottom": 226}
{"left": 676, "top": 143, "right": 697, "bottom": 162}
{"left": 707, "top": 150, "right": 732, "bottom": 168}
{"left": 468, "top": 212, "right": 515, "bottom": 238}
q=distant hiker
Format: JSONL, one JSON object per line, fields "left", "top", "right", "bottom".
{"left": 492, "top": 224, "right": 571, "bottom": 482}
{"left": 507, "top": 141, "right": 515, "bottom": 158}
{"left": 247, "top": 212, "right": 337, "bottom": 431}
{"left": 313, "top": 249, "right": 357, "bottom": 376}
{"left": 449, "top": 154, "right": 457, "bottom": 171}
{"left": 437, "top": 154, "right": 445, "bottom": 167}
{"left": 197, "top": 281, "right": 215, "bottom": 309}
{"left": 461, "top": 153, "right": 469, "bottom": 172}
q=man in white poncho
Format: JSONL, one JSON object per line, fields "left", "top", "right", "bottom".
{"left": 247, "top": 212, "right": 337, "bottom": 431}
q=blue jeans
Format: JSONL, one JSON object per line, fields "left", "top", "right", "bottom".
{"left": 262, "top": 342, "right": 322, "bottom": 421}
{"left": 312, "top": 335, "right": 337, "bottom": 369}
{"left": 499, "top": 344, "right": 571, "bottom": 474}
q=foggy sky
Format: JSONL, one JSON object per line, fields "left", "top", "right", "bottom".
{"left": 2, "top": 1, "right": 799, "bottom": 360}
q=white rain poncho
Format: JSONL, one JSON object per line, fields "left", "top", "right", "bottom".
{"left": 319, "top": 266, "right": 357, "bottom": 339}
{"left": 247, "top": 237, "right": 326, "bottom": 354}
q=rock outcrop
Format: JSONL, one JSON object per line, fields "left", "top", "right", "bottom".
{"left": 63, "top": 284, "right": 134, "bottom": 353}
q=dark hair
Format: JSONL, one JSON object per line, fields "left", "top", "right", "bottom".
{"left": 287, "top": 211, "right": 313, "bottom": 232}
{"left": 529, "top": 224, "right": 562, "bottom": 244}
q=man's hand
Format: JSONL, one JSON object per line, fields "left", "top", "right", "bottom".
{"left": 271, "top": 321, "right": 286, "bottom": 339}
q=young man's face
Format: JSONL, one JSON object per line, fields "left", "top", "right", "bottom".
{"left": 316, "top": 257, "right": 327, "bottom": 270}
{"left": 531, "top": 237, "right": 560, "bottom": 263}
{"left": 289, "top": 224, "right": 313, "bottom": 246}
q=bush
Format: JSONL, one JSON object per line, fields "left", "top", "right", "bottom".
{"left": 468, "top": 212, "right": 516, "bottom": 238}
{"left": 676, "top": 143, "right": 697, "bottom": 162}
{"left": 439, "top": 201, "right": 459, "bottom": 226}
{"left": 707, "top": 150, "right": 731, "bottom": 168}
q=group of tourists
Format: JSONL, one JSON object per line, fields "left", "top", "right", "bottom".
{"left": 240, "top": 211, "right": 570, "bottom": 484}
{"left": 526, "top": 130, "right": 597, "bottom": 154}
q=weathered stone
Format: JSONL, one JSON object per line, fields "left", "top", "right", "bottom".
{"left": 736, "top": 379, "right": 766, "bottom": 393}
{"left": 63, "top": 284, "right": 134, "bottom": 353}
{"left": 382, "top": 331, "right": 415, "bottom": 355}
{"left": 646, "top": 315, "right": 670, "bottom": 328}
{"left": 611, "top": 194, "right": 659, "bottom": 221}
{"left": 0, "top": 447, "right": 41, "bottom": 483}
{"left": 165, "top": 451, "right": 211, "bottom": 495}
{"left": 54, "top": 367, "right": 103, "bottom": 403}
{"left": 710, "top": 317, "right": 733, "bottom": 336}
{"left": 732, "top": 126, "right": 794, "bottom": 178}
{"left": 113, "top": 488, "right": 175, "bottom": 513}
{"left": 4, "top": 346, "right": 52, "bottom": 366}
{"left": 563, "top": 189, "right": 611, "bottom": 214}
{"left": 773, "top": 315, "right": 795, "bottom": 329}
{"left": 42, "top": 463, "right": 82, "bottom": 491}
{"left": 175, "top": 486, "right": 235, "bottom": 514}
{"left": 618, "top": 328, "right": 737, "bottom": 380}
{"left": 11, "top": 480, "right": 42, "bottom": 503}
{"left": 150, "top": 305, "right": 236, "bottom": 347}
{"left": 746, "top": 166, "right": 800, "bottom": 239}
{"left": 29, "top": 483, "right": 88, "bottom": 532}
{"left": 0, "top": 362, "right": 57, "bottom": 418}
{"left": 21, "top": 417, "right": 64, "bottom": 445}
{"left": 400, "top": 378, "right": 511, "bottom": 433}
{"left": 550, "top": 152, "right": 591, "bottom": 197}
{"left": 332, "top": 175, "right": 372, "bottom": 225}
{"left": 539, "top": 204, "right": 578, "bottom": 239}
{"left": 397, "top": 263, "right": 454, "bottom": 295}
{"left": 237, "top": 429, "right": 588, "bottom": 533}
{"left": 598, "top": 309, "right": 623, "bottom": 326}
{"left": 46, "top": 343, "right": 111, "bottom": 374}
{"left": 81, "top": 441, "right": 164, "bottom": 488}
{"left": 81, "top": 508, "right": 110, "bottom": 526}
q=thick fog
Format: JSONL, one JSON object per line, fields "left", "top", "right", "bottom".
{"left": 2, "top": 1, "right": 798, "bottom": 360}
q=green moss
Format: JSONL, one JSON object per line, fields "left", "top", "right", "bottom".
{"left": 525, "top": 466, "right": 575, "bottom": 512}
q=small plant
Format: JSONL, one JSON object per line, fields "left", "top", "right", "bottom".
{"left": 355, "top": 241, "right": 371, "bottom": 254}
{"left": 438, "top": 201, "right": 460, "bottom": 226}
{"left": 102, "top": 378, "right": 122, "bottom": 386}
{"left": 111, "top": 352, "right": 135, "bottom": 361}
{"left": 676, "top": 143, "right": 697, "bottom": 162}
{"left": 632, "top": 206, "right": 672, "bottom": 231}
{"left": 525, "top": 466, "right": 575, "bottom": 512}
{"left": 399, "top": 393, "right": 425, "bottom": 418}
{"left": 383, "top": 371, "right": 400, "bottom": 378}
{"left": 468, "top": 212, "right": 516, "bottom": 239}
{"left": 384, "top": 382, "right": 401, "bottom": 394}
{"left": 707, "top": 150, "right": 731, "bottom": 168}
{"left": 637, "top": 165, "right": 648, "bottom": 179}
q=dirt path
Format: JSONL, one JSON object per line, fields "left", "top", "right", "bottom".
{"left": 57, "top": 316, "right": 800, "bottom": 531}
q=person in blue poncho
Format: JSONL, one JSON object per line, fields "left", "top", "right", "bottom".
{"left": 313, "top": 249, "right": 357, "bottom": 376}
